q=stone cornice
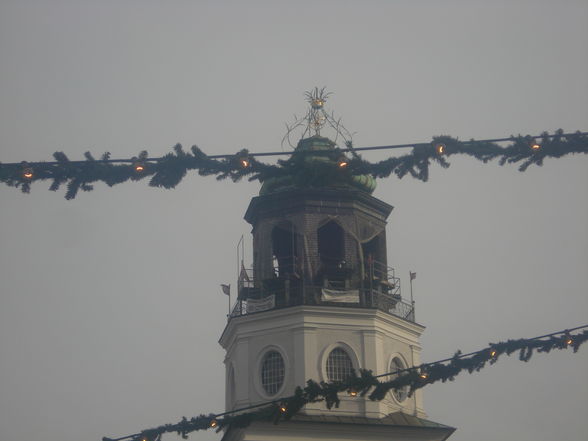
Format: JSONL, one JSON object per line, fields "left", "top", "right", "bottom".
{"left": 219, "top": 305, "right": 424, "bottom": 349}
{"left": 244, "top": 187, "right": 393, "bottom": 226}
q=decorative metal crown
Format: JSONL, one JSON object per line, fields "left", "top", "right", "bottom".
{"left": 282, "top": 87, "right": 354, "bottom": 149}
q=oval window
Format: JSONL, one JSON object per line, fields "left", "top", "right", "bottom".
{"left": 260, "top": 350, "right": 285, "bottom": 396}
{"left": 390, "top": 356, "right": 409, "bottom": 402}
{"left": 326, "top": 347, "right": 354, "bottom": 382}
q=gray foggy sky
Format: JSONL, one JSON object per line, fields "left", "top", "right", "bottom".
{"left": 0, "top": 1, "right": 587, "bottom": 441}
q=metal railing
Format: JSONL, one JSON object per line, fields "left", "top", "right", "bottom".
{"left": 365, "top": 258, "right": 401, "bottom": 299}
{"left": 230, "top": 283, "right": 415, "bottom": 322}
{"left": 231, "top": 256, "right": 414, "bottom": 322}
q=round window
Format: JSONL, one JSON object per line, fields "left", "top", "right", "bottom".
{"left": 390, "top": 356, "right": 409, "bottom": 402}
{"left": 260, "top": 350, "right": 285, "bottom": 396}
{"left": 326, "top": 347, "right": 354, "bottom": 382}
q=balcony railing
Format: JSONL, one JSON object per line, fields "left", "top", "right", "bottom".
{"left": 231, "top": 257, "right": 415, "bottom": 322}
{"left": 230, "top": 284, "right": 415, "bottom": 323}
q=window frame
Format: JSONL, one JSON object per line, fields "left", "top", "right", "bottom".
{"left": 388, "top": 354, "right": 410, "bottom": 403}
{"left": 320, "top": 342, "right": 360, "bottom": 383}
{"left": 255, "top": 346, "right": 288, "bottom": 399}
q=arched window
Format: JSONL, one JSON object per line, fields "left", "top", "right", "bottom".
{"left": 390, "top": 356, "right": 409, "bottom": 402}
{"left": 326, "top": 347, "right": 354, "bottom": 382}
{"left": 260, "top": 350, "right": 285, "bottom": 396}
{"left": 272, "top": 223, "right": 297, "bottom": 277}
{"left": 362, "top": 232, "right": 385, "bottom": 265}
{"left": 318, "top": 221, "right": 345, "bottom": 267}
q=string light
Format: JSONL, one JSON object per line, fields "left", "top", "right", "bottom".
{"left": 22, "top": 167, "right": 33, "bottom": 179}
{"left": 209, "top": 419, "right": 218, "bottom": 428}
{"left": 348, "top": 388, "right": 358, "bottom": 397}
{"left": 3, "top": 131, "right": 585, "bottom": 200}
{"left": 1, "top": 131, "right": 583, "bottom": 169}
{"left": 103, "top": 325, "right": 587, "bottom": 441}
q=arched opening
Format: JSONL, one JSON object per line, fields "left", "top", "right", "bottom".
{"left": 362, "top": 232, "right": 387, "bottom": 279}
{"left": 362, "top": 234, "right": 382, "bottom": 264}
{"left": 318, "top": 221, "right": 345, "bottom": 268}
{"left": 271, "top": 222, "right": 297, "bottom": 278}
{"left": 317, "top": 221, "right": 349, "bottom": 288}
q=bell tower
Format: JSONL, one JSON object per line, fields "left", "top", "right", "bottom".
{"left": 219, "top": 91, "right": 454, "bottom": 441}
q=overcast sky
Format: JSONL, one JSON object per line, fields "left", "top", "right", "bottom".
{"left": 0, "top": 1, "right": 587, "bottom": 441}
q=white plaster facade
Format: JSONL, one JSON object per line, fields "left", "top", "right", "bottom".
{"left": 219, "top": 305, "right": 427, "bottom": 419}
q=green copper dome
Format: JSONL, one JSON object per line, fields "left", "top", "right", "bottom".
{"left": 259, "top": 136, "right": 376, "bottom": 195}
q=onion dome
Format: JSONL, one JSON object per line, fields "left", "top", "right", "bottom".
{"left": 259, "top": 136, "right": 376, "bottom": 195}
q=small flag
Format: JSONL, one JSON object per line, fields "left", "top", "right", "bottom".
{"left": 410, "top": 271, "right": 416, "bottom": 281}
{"left": 221, "top": 284, "right": 230, "bottom": 296}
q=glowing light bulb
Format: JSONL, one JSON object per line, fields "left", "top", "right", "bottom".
{"left": 279, "top": 405, "right": 287, "bottom": 413}
{"left": 436, "top": 144, "right": 445, "bottom": 155}
{"left": 566, "top": 338, "right": 573, "bottom": 346}
{"left": 23, "top": 168, "right": 33, "bottom": 179}
{"left": 311, "top": 98, "right": 324, "bottom": 109}
{"left": 490, "top": 350, "right": 497, "bottom": 357}
{"left": 349, "top": 389, "right": 358, "bottom": 397}
{"left": 240, "top": 159, "right": 250, "bottom": 168}
{"left": 338, "top": 159, "right": 349, "bottom": 168}
{"left": 531, "top": 143, "right": 541, "bottom": 151}
{"left": 135, "top": 164, "right": 145, "bottom": 172}
{"left": 210, "top": 419, "right": 218, "bottom": 428}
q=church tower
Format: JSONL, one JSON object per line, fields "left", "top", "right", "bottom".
{"left": 219, "top": 91, "right": 454, "bottom": 441}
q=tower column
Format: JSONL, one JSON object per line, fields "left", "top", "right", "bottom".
{"left": 292, "top": 326, "right": 317, "bottom": 388}
{"left": 362, "top": 329, "right": 385, "bottom": 417}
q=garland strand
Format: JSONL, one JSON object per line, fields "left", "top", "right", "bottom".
{"left": 1, "top": 130, "right": 586, "bottom": 199}
{"left": 102, "top": 326, "right": 588, "bottom": 441}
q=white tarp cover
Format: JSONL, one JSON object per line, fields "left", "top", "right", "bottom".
{"left": 246, "top": 295, "right": 275, "bottom": 313}
{"left": 321, "top": 288, "right": 360, "bottom": 303}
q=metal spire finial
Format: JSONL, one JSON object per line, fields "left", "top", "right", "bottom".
{"left": 282, "top": 87, "right": 354, "bottom": 149}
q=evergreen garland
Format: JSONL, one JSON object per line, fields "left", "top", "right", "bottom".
{"left": 1, "top": 130, "right": 586, "bottom": 199}
{"left": 102, "top": 326, "right": 588, "bottom": 441}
